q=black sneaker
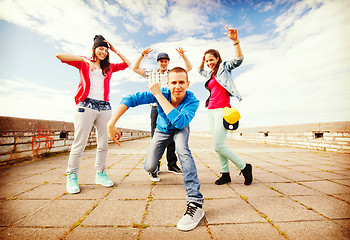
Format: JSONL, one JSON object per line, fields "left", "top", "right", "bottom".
{"left": 149, "top": 171, "right": 160, "bottom": 182}
{"left": 168, "top": 165, "right": 183, "bottom": 175}
{"left": 215, "top": 172, "right": 231, "bottom": 185}
{"left": 240, "top": 163, "right": 253, "bottom": 185}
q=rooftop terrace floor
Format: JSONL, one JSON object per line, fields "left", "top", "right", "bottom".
{"left": 0, "top": 136, "right": 349, "bottom": 239}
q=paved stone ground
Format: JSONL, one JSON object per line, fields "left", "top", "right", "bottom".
{"left": 0, "top": 136, "right": 349, "bottom": 240}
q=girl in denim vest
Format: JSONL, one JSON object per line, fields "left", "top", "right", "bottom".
{"left": 56, "top": 35, "right": 131, "bottom": 194}
{"left": 199, "top": 26, "right": 253, "bottom": 186}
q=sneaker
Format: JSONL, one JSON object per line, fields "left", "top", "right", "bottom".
{"left": 215, "top": 172, "right": 231, "bottom": 185}
{"left": 95, "top": 170, "right": 114, "bottom": 187}
{"left": 66, "top": 173, "right": 80, "bottom": 194}
{"left": 240, "top": 163, "right": 253, "bottom": 185}
{"left": 149, "top": 171, "right": 160, "bottom": 182}
{"left": 177, "top": 202, "right": 205, "bottom": 231}
{"left": 168, "top": 165, "right": 183, "bottom": 175}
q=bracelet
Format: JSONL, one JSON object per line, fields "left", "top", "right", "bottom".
{"left": 141, "top": 53, "right": 144, "bottom": 57}
{"left": 233, "top": 40, "right": 240, "bottom": 45}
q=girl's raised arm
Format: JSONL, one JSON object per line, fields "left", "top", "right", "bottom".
{"left": 225, "top": 25, "right": 243, "bottom": 58}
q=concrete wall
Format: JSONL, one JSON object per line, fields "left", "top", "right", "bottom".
{"left": 0, "top": 116, "right": 150, "bottom": 165}
{"left": 194, "top": 121, "right": 350, "bottom": 153}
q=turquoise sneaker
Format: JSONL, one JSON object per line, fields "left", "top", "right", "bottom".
{"left": 95, "top": 170, "right": 114, "bottom": 187}
{"left": 66, "top": 173, "right": 80, "bottom": 194}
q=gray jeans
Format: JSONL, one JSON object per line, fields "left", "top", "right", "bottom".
{"left": 66, "top": 99, "right": 112, "bottom": 175}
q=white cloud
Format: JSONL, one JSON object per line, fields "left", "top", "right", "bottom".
{"left": 0, "top": 0, "right": 125, "bottom": 55}
{"left": 234, "top": 0, "right": 350, "bottom": 127}
{"left": 115, "top": 0, "right": 223, "bottom": 36}
{"left": 0, "top": 0, "right": 349, "bottom": 132}
{"left": 0, "top": 75, "right": 75, "bottom": 121}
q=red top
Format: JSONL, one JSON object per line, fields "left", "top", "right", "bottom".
{"left": 62, "top": 57, "right": 128, "bottom": 104}
{"left": 207, "top": 77, "right": 231, "bottom": 109}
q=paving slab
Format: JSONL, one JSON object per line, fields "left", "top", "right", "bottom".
{"left": 292, "top": 195, "right": 350, "bottom": 219}
{"left": 210, "top": 223, "right": 285, "bottom": 240}
{"left": 140, "top": 226, "right": 212, "bottom": 240}
{"left": 0, "top": 183, "right": 39, "bottom": 199}
{"left": 247, "top": 196, "right": 324, "bottom": 222}
{"left": 204, "top": 199, "right": 264, "bottom": 224}
{"left": 152, "top": 184, "right": 187, "bottom": 200}
{"left": 82, "top": 199, "right": 147, "bottom": 226}
{"left": 15, "top": 200, "right": 98, "bottom": 227}
{"left": 0, "top": 199, "right": 49, "bottom": 225}
{"left": 66, "top": 226, "right": 139, "bottom": 240}
{"left": 200, "top": 183, "right": 240, "bottom": 199}
{"left": 233, "top": 182, "right": 281, "bottom": 198}
{"left": 267, "top": 182, "right": 324, "bottom": 196}
{"left": 302, "top": 180, "right": 350, "bottom": 195}
{"left": 0, "top": 136, "right": 349, "bottom": 239}
{"left": 144, "top": 199, "right": 196, "bottom": 227}
{"left": 277, "top": 221, "right": 350, "bottom": 240}
{"left": 0, "top": 227, "right": 68, "bottom": 240}
{"left": 106, "top": 183, "right": 152, "bottom": 200}
{"left": 276, "top": 171, "right": 323, "bottom": 181}
{"left": 17, "top": 184, "right": 66, "bottom": 200}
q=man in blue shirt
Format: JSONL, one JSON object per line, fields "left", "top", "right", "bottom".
{"left": 107, "top": 67, "right": 204, "bottom": 231}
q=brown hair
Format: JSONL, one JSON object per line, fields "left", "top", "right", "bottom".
{"left": 169, "top": 67, "right": 188, "bottom": 81}
{"left": 204, "top": 49, "right": 222, "bottom": 78}
{"left": 92, "top": 50, "right": 110, "bottom": 76}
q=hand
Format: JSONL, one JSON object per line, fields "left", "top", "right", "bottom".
{"left": 142, "top": 48, "right": 153, "bottom": 60}
{"left": 104, "top": 40, "right": 118, "bottom": 54}
{"left": 176, "top": 47, "right": 186, "bottom": 58}
{"left": 107, "top": 124, "right": 122, "bottom": 146}
{"left": 148, "top": 82, "right": 161, "bottom": 96}
{"left": 225, "top": 25, "right": 238, "bottom": 41}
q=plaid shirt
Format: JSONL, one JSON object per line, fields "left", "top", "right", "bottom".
{"left": 144, "top": 68, "right": 170, "bottom": 106}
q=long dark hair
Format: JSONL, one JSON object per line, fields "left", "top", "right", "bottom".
{"left": 92, "top": 50, "right": 110, "bottom": 76}
{"left": 204, "top": 49, "right": 222, "bottom": 78}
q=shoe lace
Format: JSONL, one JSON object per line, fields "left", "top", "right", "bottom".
{"left": 184, "top": 203, "right": 197, "bottom": 217}
{"left": 68, "top": 173, "right": 77, "bottom": 182}
{"left": 99, "top": 172, "right": 110, "bottom": 181}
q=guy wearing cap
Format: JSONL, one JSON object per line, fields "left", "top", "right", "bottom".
{"left": 107, "top": 67, "right": 204, "bottom": 231}
{"left": 132, "top": 47, "right": 193, "bottom": 180}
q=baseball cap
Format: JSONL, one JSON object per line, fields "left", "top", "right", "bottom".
{"left": 223, "top": 107, "right": 240, "bottom": 130}
{"left": 157, "top": 53, "right": 170, "bottom": 61}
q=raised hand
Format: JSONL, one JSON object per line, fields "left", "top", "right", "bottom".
{"left": 142, "top": 47, "right": 153, "bottom": 59}
{"left": 225, "top": 25, "right": 238, "bottom": 41}
{"left": 176, "top": 47, "right": 186, "bottom": 58}
{"left": 104, "top": 39, "right": 118, "bottom": 54}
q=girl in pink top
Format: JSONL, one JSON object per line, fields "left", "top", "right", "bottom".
{"left": 56, "top": 35, "right": 131, "bottom": 194}
{"left": 199, "top": 26, "right": 253, "bottom": 186}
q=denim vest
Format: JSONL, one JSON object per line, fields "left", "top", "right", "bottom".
{"left": 199, "top": 57, "right": 244, "bottom": 107}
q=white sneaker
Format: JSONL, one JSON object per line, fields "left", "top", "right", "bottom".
{"left": 177, "top": 202, "right": 204, "bottom": 231}
{"left": 149, "top": 171, "right": 160, "bottom": 182}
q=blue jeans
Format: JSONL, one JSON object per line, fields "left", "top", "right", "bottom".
{"left": 144, "top": 126, "right": 204, "bottom": 205}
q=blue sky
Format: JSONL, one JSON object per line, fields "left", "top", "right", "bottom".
{"left": 0, "top": 0, "right": 349, "bottom": 131}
